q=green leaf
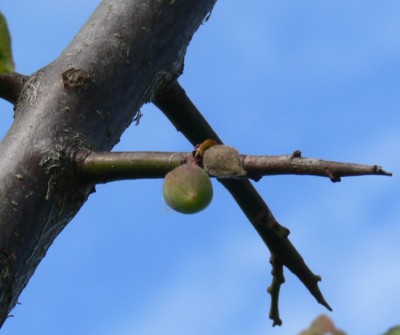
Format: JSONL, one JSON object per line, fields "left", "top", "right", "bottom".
{"left": 383, "top": 326, "right": 400, "bottom": 335}
{"left": 0, "top": 12, "right": 15, "bottom": 73}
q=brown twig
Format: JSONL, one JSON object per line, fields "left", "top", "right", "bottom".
{"left": 0, "top": 72, "right": 28, "bottom": 105}
{"left": 152, "top": 80, "right": 333, "bottom": 325}
{"left": 268, "top": 256, "right": 284, "bottom": 326}
{"left": 74, "top": 150, "right": 392, "bottom": 184}
{"left": 241, "top": 150, "right": 392, "bottom": 182}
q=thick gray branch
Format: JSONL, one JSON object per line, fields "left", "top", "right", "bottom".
{"left": 0, "top": 0, "right": 216, "bottom": 326}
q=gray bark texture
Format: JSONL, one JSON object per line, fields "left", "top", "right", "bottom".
{"left": 0, "top": 0, "right": 216, "bottom": 326}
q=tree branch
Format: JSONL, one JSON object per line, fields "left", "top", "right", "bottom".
{"left": 153, "top": 81, "right": 333, "bottom": 325}
{"left": 74, "top": 150, "right": 391, "bottom": 184}
{"left": 0, "top": 0, "right": 217, "bottom": 326}
{"left": 75, "top": 150, "right": 189, "bottom": 183}
{"left": 0, "top": 72, "right": 28, "bottom": 105}
{"left": 153, "top": 81, "right": 222, "bottom": 144}
{"left": 267, "top": 256, "right": 284, "bottom": 326}
{"left": 241, "top": 150, "right": 392, "bottom": 182}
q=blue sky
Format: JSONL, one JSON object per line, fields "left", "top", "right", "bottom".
{"left": 1, "top": 1, "right": 399, "bottom": 334}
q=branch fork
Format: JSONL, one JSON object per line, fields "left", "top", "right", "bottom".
{"left": 71, "top": 80, "right": 391, "bottom": 326}
{"left": 149, "top": 80, "right": 391, "bottom": 326}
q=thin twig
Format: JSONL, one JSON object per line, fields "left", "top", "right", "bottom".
{"left": 0, "top": 72, "right": 28, "bottom": 104}
{"left": 152, "top": 80, "right": 333, "bottom": 324}
{"left": 74, "top": 150, "right": 392, "bottom": 184}
{"left": 241, "top": 150, "right": 392, "bottom": 182}
{"left": 268, "top": 256, "right": 284, "bottom": 326}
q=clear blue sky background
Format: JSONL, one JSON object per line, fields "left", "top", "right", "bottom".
{"left": 1, "top": 1, "right": 399, "bottom": 334}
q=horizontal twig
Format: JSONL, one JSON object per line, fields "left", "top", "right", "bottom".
{"left": 74, "top": 150, "right": 392, "bottom": 184}
{"left": 242, "top": 150, "right": 392, "bottom": 182}
{"left": 75, "top": 151, "right": 188, "bottom": 183}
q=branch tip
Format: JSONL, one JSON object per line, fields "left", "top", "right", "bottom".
{"left": 307, "top": 274, "right": 332, "bottom": 312}
{"left": 374, "top": 165, "right": 392, "bottom": 176}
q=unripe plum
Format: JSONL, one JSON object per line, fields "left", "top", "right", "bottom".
{"left": 163, "top": 164, "right": 213, "bottom": 214}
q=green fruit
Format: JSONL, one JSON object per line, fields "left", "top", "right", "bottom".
{"left": 163, "top": 164, "right": 213, "bottom": 214}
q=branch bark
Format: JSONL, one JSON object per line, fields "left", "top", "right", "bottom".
{"left": 0, "top": 0, "right": 216, "bottom": 326}
{"left": 0, "top": 73, "right": 28, "bottom": 104}
{"left": 74, "top": 150, "right": 391, "bottom": 183}
{"left": 240, "top": 150, "right": 392, "bottom": 182}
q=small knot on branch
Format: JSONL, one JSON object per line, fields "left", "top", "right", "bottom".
{"left": 325, "top": 168, "right": 341, "bottom": 183}
{"left": 270, "top": 256, "right": 285, "bottom": 283}
{"left": 290, "top": 150, "right": 302, "bottom": 159}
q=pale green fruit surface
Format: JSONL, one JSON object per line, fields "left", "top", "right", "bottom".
{"left": 163, "top": 164, "right": 213, "bottom": 214}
